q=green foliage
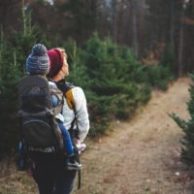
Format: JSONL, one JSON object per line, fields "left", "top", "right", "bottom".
{"left": 60, "top": 33, "right": 173, "bottom": 136}
{"left": 80, "top": 34, "right": 152, "bottom": 136}
{"left": 171, "top": 74, "right": 194, "bottom": 166}
{"left": 143, "top": 65, "right": 174, "bottom": 90}
{"left": 63, "top": 39, "right": 89, "bottom": 87}
{"left": 0, "top": 29, "right": 174, "bottom": 155}
{"left": 0, "top": 8, "right": 48, "bottom": 157}
{"left": 160, "top": 44, "right": 175, "bottom": 69}
{"left": 0, "top": 44, "right": 21, "bottom": 155}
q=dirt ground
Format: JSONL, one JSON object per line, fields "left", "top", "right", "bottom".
{"left": 0, "top": 77, "right": 193, "bottom": 194}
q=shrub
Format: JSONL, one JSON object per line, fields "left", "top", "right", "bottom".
{"left": 0, "top": 13, "right": 47, "bottom": 156}
{"left": 0, "top": 31, "right": 174, "bottom": 154}
{"left": 80, "top": 34, "right": 152, "bottom": 135}
{"left": 171, "top": 74, "right": 194, "bottom": 166}
{"left": 144, "top": 65, "right": 174, "bottom": 90}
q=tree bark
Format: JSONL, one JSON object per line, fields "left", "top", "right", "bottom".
{"left": 131, "top": 0, "right": 138, "bottom": 57}
{"left": 178, "top": 6, "right": 185, "bottom": 76}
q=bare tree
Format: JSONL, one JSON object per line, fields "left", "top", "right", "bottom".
{"left": 177, "top": 0, "right": 190, "bottom": 76}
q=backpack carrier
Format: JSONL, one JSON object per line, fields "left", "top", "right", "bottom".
{"left": 18, "top": 75, "right": 63, "bottom": 151}
{"left": 18, "top": 76, "right": 82, "bottom": 189}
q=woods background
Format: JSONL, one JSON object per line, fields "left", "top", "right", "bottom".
{"left": 0, "top": 0, "right": 194, "bottom": 158}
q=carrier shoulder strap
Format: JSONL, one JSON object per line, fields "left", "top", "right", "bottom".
{"left": 64, "top": 89, "right": 75, "bottom": 110}
{"left": 56, "top": 80, "right": 75, "bottom": 111}
{"left": 56, "top": 80, "right": 76, "bottom": 130}
{"left": 64, "top": 85, "right": 77, "bottom": 132}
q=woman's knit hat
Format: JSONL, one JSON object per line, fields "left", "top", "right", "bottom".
{"left": 47, "top": 48, "right": 69, "bottom": 81}
{"left": 26, "top": 43, "right": 50, "bottom": 75}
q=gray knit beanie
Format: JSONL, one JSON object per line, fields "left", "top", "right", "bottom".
{"left": 26, "top": 43, "right": 50, "bottom": 75}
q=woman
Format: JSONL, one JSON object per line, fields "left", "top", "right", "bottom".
{"left": 47, "top": 47, "right": 90, "bottom": 194}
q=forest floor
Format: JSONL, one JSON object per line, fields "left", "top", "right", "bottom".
{"left": 0, "top": 77, "right": 193, "bottom": 194}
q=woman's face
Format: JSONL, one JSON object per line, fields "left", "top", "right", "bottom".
{"left": 53, "top": 48, "right": 69, "bottom": 81}
{"left": 59, "top": 48, "right": 69, "bottom": 77}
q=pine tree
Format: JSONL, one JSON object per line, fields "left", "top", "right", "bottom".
{"left": 171, "top": 74, "right": 194, "bottom": 166}
{"left": 0, "top": 3, "right": 48, "bottom": 156}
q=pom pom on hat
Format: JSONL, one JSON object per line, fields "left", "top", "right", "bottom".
{"left": 26, "top": 43, "right": 50, "bottom": 75}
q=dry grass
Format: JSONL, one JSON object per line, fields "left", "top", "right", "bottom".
{"left": 0, "top": 77, "right": 192, "bottom": 194}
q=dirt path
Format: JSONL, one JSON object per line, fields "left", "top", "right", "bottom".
{"left": 0, "top": 77, "right": 192, "bottom": 194}
{"left": 74, "top": 77, "right": 191, "bottom": 194}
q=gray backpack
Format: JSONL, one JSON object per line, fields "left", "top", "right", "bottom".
{"left": 18, "top": 75, "right": 63, "bottom": 151}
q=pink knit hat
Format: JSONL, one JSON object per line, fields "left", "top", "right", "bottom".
{"left": 47, "top": 48, "right": 69, "bottom": 81}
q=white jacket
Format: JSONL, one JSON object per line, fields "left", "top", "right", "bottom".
{"left": 62, "top": 86, "right": 90, "bottom": 142}
{"left": 49, "top": 81, "right": 90, "bottom": 143}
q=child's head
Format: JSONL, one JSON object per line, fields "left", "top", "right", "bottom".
{"left": 26, "top": 43, "right": 50, "bottom": 75}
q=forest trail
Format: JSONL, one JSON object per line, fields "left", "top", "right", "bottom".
{"left": 75, "top": 77, "right": 192, "bottom": 194}
{"left": 0, "top": 77, "right": 192, "bottom": 194}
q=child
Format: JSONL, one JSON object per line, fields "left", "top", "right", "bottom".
{"left": 49, "top": 81, "right": 82, "bottom": 170}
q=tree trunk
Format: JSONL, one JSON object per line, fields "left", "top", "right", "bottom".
{"left": 111, "top": 0, "right": 117, "bottom": 42}
{"left": 131, "top": 0, "right": 138, "bottom": 57}
{"left": 178, "top": 6, "right": 185, "bottom": 76}
{"left": 169, "top": 0, "right": 175, "bottom": 50}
